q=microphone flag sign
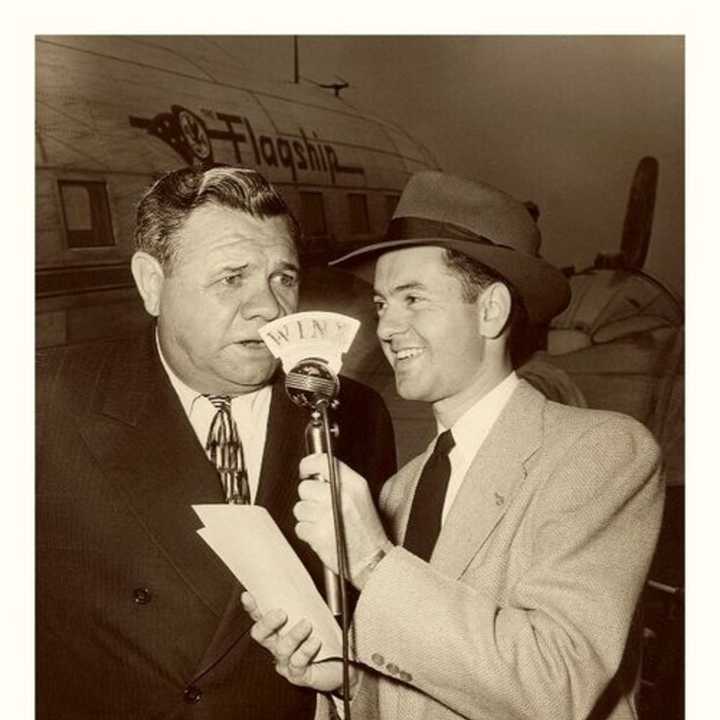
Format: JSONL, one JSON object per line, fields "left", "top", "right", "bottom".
{"left": 259, "top": 312, "right": 360, "bottom": 375}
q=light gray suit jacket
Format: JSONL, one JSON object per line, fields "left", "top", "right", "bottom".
{"left": 320, "top": 380, "right": 663, "bottom": 720}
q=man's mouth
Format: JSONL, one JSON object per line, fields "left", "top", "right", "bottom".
{"left": 393, "top": 347, "right": 425, "bottom": 365}
{"left": 235, "top": 339, "right": 269, "bottom": 351}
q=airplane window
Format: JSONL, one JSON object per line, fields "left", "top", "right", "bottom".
{"left": 61, "top": 185, "right": 93, "bottom": 231}
{"left": 348, "top": 193, "right": 370, "bottom": 235}
{"left": 299, "top": 191, "right": 328, "bottom": 238}
{"left": 59, "top": 180, "right": 115, "bottom": 249}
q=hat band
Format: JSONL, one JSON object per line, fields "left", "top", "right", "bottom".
{"left": 387, "top": 216, "right": 495, "bottom": 246}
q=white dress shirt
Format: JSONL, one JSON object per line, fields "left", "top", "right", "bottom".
{"left": 436, "top": 372, "right": 520, "bottom": 524}
{"left": 156, "top": 338, "right": 272, "bottom": 503}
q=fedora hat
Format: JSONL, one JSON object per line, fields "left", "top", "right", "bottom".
{"left": 330, "top": 171, "right": 570, "bottom": 324}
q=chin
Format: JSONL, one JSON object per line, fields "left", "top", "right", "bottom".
{"left": 236, "top": 370, "right": 276, "bottom": 389}
{"left": 395, "top": 380, "right": 429, "bottom": 403}
{"left": 217, "top": 359, "right": 277, "bottom": 391}
{"left": 245, "top": 362, "right": 279, "bottom": 385}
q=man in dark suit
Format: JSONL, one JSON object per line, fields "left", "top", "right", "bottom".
{"left": 36, "top": 165, "right": 396, "bottom": 720}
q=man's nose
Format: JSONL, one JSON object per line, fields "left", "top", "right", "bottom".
{"left": 377, "top": 306, "right": 408, "bottom": 340}
{"left": 240, "top": 282, "right": 283, "bottom": 322}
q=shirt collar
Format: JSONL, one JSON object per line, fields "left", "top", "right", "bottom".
{"left": 439, "top": 371, "right": 520, "bottom": 454}
{"left": 156, "top": 331, "right": 204, "bottom": 417}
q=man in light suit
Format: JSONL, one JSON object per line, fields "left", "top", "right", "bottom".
{"left": 244, "top": 171, "right": 664, "bottom": 720}
{"left": 36, "top": 165, "right": 396, "bottom": 719}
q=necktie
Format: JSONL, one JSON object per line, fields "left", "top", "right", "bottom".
{"left": 403, "top": 429, "right": 455, "bottom": 562}
{"left": 204, "top": 395, "right": 250, "bottom": 504}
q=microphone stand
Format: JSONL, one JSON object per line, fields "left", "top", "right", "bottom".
{"left": 285, "top": 357, "right": 353, "bottom": 717}
{"left": 304, "top": 402, "right": 352, "bottom": 720}
{"left": 305, "top": 408, "right": 342, "bottom": 615}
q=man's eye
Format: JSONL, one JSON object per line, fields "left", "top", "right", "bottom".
{"left": 406, "top": 294, "right": 422, "bottom": 305}
{"left": 273, "top": 272, "right": 299, "bottom": 288}
{"left": 373, "top": 299, "right": 386, "bottom": 314}
{"left": 221, "top": 273, "right": 243, "bottom": 286}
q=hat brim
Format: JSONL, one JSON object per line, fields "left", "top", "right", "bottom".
{"left": 329, "top": 238, "right": 570, "bottom": 325}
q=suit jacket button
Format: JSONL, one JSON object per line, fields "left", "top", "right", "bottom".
{"left": 133, "top": 587, "right": 152, "bottom": 605}
{"left": 399, "top": 671, "right": 413, "bottom": 682}
{"left": 183, "top": 685, "right": 202, "bottom": 704}
{"left": 370, "top": 653, "right": 385, "bottom": 666}
{"left": 386, "top": 663, "right": 399, "bottom": 675}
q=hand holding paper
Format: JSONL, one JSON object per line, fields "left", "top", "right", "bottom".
{"left": 193, "top": 504, "right": 342, "bottom": 662}
{"left": 241, "top": 591, "right": 351, "bottom": 694}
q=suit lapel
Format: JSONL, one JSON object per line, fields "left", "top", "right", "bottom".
{"left": 256, "top": 377, "right": 307, "bottom": 523}
{"left": 408, "top": 381, "right": 545, "bottom": 579}
{"left": 77, "top": 332, "right": 236, "bottom": 618}
{"left": 191, "top": 582, "right": 251, "bottom": 681}
{"left": 388, "top": 455, "right": 429, "bottom": 545}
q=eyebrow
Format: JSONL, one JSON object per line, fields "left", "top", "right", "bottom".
{"left": 275, "top": 260, "right": 301, "bottom": 275}
{"left": 209, "top": 260, "right": 301, "bottom": 282}
{"left": 210, "top": 262, "right": 249, "bottom": 276}
{"left": 373, "top": 281, "right": 427, "bottom": 297}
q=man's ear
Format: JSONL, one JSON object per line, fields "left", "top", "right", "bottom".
{"left": 477, "top": 282, "right": 512, "bottom": 339}
{"left": 131, "top": 251, "right": 165, "bottom": 317}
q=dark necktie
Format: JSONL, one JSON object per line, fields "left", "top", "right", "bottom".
{"left": 403, "top": 429, "right": 455, "bottom": 562}
{"left": 204, "top": 395, "right": 250, "bottom": 504}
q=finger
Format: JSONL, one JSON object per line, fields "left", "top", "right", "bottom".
{"left": 240, "top": 592, "right": 263, "bottom": 622}
{"left": 287, "top": 635, "right": 322, "bottom": 678}
{"left": 299, "top": 453, "right": 328, "bottom": 479}
{"left": 293, "top": 499, "right": 320, "bottom": 522}
{"left": 275, "top": 618, "right": 313, "bottom": 664}
{"left": 303, "top": 472, "right": 327, "bottom": 484}
{"left": 249, "top": 608, "right": 288, "bottom": 647}
{"left": 295, "top": 520, "right": 313, "bottom": 543}
{"left": 298, "top": 479, "right": 330, "bottom": 501}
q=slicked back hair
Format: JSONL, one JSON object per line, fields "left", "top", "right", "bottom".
{"left": 134, "top": 165, "right": 301, "bottom": 273}
{"left": 442, "top": 248, "right": 537, "bottom": 367}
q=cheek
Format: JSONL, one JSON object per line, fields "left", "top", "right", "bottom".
{"left": 453, "top": 336, "right": 485, "bottom": 378}
{"left": 165, "top": 291, "right": 221, "bottom": 347}
{"left": 281, "top": 286, "right": 300, "bottom": 312}
{"left": 436, "top": 319, "right": 481, "bottom": 370}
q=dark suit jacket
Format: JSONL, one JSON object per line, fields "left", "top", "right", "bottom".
{"left": 36, "top": 330, "right": 396, "bottom": 720}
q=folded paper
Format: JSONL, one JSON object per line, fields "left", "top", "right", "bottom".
{"left": 193, "top": 504, "right": 342, "bottom": 661}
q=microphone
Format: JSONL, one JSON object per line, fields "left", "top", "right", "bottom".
{"left": 285, "top": 358, "right": 340, "bottom": 409}
{"left": 285, "top": 359, "right": 342, "bottom": 616}
{"left": 262, "top": 312, "right": 359, "bottom": 718}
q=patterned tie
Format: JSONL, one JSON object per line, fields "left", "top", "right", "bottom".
{"left": 204, "top": 395, "right": 250, "bottom": 504}
{"left": 403, "top": 429, "right": 455, "bottom": 562}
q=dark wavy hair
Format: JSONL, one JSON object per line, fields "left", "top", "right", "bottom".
{"left": 134, "top": 165, "right": 301, "bottom": 273}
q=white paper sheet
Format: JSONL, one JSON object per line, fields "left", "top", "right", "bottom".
{"left": 193, "top": 504, "right": 342, "bottom": 661}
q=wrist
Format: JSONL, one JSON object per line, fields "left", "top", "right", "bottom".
{"left": 352, "top": 540, "right": 393, "bottom": 590}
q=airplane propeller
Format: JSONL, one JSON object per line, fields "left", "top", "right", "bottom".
{"left": 620, "top": 155, "right": 659, "bottom": 270}
{"left": 593, "top": 155, "right": 659, "bottom": 271}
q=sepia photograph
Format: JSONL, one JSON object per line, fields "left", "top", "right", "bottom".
{"left": 26, "top": 26, "right": 695, "bottom": 720}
